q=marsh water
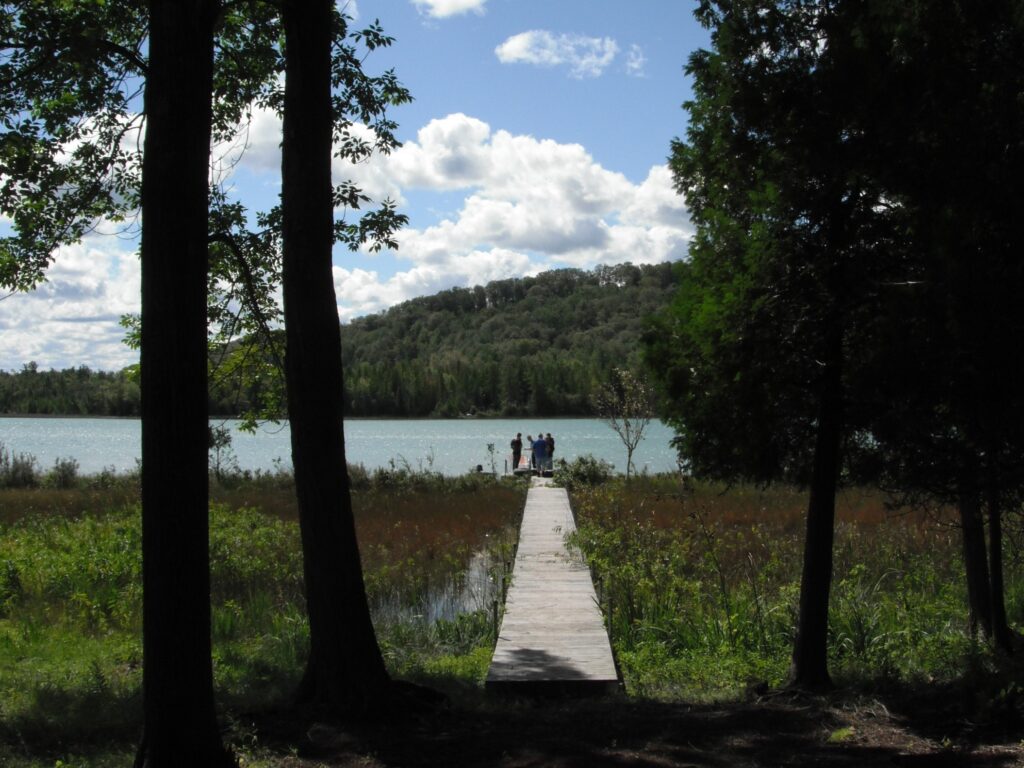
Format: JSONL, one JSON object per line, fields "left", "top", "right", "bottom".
{"left": 0, "top": 416, "right": 679, "bottom": 477}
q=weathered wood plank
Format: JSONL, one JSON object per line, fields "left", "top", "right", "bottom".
{"left": 486, "top": 479, "right": 618, "bottom": 695}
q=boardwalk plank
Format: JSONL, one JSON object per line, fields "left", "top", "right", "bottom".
{"left": 486, "top": 481, "right": 618, "bottom": 695}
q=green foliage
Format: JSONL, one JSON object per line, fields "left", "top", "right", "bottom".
{"left": 592, "top": 367, "right": 656, "bottom": 479}
{"left": 44, "top": 458, "right": 79, "bottom": 490}
{"left": 3, "top": 262, "right": 680, "bottom": 420}
{"left": 552, "top": 454, "right": 614, "bottom": 492}
{"left": 647, "top": 1, "right": 910, "bottom": 488}
{"left": 341, "top": 262, "right": 680, "bottom": 417}
{"left": 0, "top": 0, "right": 147, "bottom": 291}
{"left": 0, "top": 365, "right": 140, "bottom": 416}
{"left": 0, "top": 441, "right": 40, "bottom": 489}
{"left": 0, "top": 470, "right": 523, "bottom": 748}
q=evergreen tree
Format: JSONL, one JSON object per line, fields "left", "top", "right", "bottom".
{"left": 647, "top": 0, "right": 907, "bottom": 689}
{"left": 845, "top": 0, "right": 1024, "bottom": 651}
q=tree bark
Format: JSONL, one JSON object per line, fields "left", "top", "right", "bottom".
{"left": 790, "top": 326, "right": 843, "bottom": 691}
{"left": 958, "top": 479, "right": 992, "bottom": 639}
{"left": 135, "top": 1, "right": 229, "bottom": 765}
{"left": 280, "top": 0, "right": 391, "bottom": 712}
{"left": 986, "top": 482, "right": 1014, "bottom": 653}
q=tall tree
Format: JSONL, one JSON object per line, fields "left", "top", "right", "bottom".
{"left": 2, "top": 2, "right": 281, "bottom": 760}
{"left": 647, "top": 0, "right": 906, "bottom": 690}
{"left": 280, "top": 0, "right": 408, "bottom": 711}
{"left": 845, "top": 0, "right": 1024, "bottom": 652}
{"left": 135, "top": 0, "right": 231, "bottom": 764}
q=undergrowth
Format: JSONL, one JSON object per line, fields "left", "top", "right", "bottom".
{"left": 568, "top": 476, "right": 1023, "bottom": 702}
{"left": 0, "top": 469, "right": 526, "bottom": 767}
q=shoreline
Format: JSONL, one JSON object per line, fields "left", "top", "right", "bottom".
{"left": 1, "top": 413, "right": 608, "bottom": 421}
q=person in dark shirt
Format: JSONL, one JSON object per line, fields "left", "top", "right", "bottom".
{"left": 510, "top": 432, "right": 523, "bottom": 473}
{"left": 545, "top": 433, "right": 555, "bottom": 469}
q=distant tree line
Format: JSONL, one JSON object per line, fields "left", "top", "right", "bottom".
{"left": 0, "top": 363, "right": 141, "bottom": 416}
{"left": 1, "top": 262, "right": 680, "bottom": 419}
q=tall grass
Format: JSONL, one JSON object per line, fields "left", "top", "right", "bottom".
{"left": 0, "top": 465, "right": 526, "bottom": 764}
{"left": 568, "top": 476, "right": 1020, "bottom": 700}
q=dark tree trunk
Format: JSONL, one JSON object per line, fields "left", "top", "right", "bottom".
{"left": 135, "top": 1, "right": 229, "bottom": 766}
{"left": 986, "top": 482, "right": 1014, "bottom": 653}
{"left": 790, "top": 326, "right": 843, "bottom": 691}
{"left": 281, "top": 0, "right": 390, "bottom": 711}
{"left": 958, "top": 479, "right": 992, "bottom": 639}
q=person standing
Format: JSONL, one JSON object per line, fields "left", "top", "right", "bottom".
{"left": 532, "top": 432, "right": 548, "bottom": 475}
{"left": 510, "top": 432, "right": 523, "bottom": 473}
{"left": 545, "top": 432, "right": 555, "bottom": 471}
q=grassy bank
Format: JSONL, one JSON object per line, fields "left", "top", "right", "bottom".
{"left": 0, "top": 463, "right": 525, "bottom": 767}
{"left": 4, "top": 451, "right": 1024, "bottom": 766}
{"left": 563, "top": 470, "right": 1024, "bottom": 704}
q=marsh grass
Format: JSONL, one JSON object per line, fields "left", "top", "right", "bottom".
{"left": 569, "top": 476, "right": 1023, "bottom": 701}
{"left": 0, "top": 466, "right": 526, "bottom": 767}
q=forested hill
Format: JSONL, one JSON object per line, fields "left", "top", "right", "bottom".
{"left": 339, "top": 262, "right": 681, "bottom": 417}
{"left": 0, "top": 262, "right": 682, "bottom": 418}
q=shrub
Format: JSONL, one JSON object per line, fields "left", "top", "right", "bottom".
{"left": 0, "top": 559, "right": 22, "bottom": 617}
{"left": 552, "top": 453, "right": 613, "bottom": 491}
{"left": 0, "top": 441, "right": 40, "bottom": 488}
{"left": 88, "top": 465, "right": 121, "bottom": 490}
{"left": 45, "top": 457, "right": 80, "bottom": 489}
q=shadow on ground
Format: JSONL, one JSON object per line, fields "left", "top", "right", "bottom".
{"left": 4, "top": 677, "right": 1024, "bottom": 767}
{"left": 252, "top": 687, "right": 1024, "bottom": 768}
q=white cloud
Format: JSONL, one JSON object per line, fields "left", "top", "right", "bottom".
{"left": 0, "top": 233, "right": 140, "bottom": 370}
{"left": 3, "top": 111, "right": 693, "bottom": 370}
{"left": 625, "top": 44, "right": 647, "bottom": 77}
{"left": 495, "top": 31, "right": 619, "bottom": 79}
{"left": 412, "top": 0, "right": 486, "bottom": 19}
{"left": 331, "top": 113, "right": 693, "bottom": 313}
{"left": 621, "top": 165, "right": 690, "bottom": 229}
{"left": 334, "top": 246, "right": 531, "bottom": 319}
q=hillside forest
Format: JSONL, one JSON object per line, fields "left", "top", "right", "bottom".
{"left": 0, "top": 261, "right": 679, "bottom": 419}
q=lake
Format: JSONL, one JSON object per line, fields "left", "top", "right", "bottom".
{"left": 0, "top": 416, "right": 681, "bottom": 477}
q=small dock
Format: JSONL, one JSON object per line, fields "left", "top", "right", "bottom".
{"left": 486, "top": 478, "right": 619, "bottom": 695}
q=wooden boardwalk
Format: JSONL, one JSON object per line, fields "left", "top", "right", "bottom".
{"left": 486, "top": 478, "right": 619, "bottom": 695}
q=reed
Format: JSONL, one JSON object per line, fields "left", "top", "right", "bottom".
{"left": 569, "top": 476, "right": 1019, "bottom": 701}
{"left": 0, "top": 469, "right": 526, "bottom": 757}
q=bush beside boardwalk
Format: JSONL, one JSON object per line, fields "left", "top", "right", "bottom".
{"left": 2, "top": 454, "right": 1024, "bottom": 765}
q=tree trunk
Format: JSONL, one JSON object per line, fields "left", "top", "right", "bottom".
{"left": 281, "top": 0, "right": 391, "bottom": 712}
{"left": 790, "top": 326, "right": 843, "bottom": 691}
{"left": 958, "top": 479, "right": 992, "bottom": 639}
{"left": 986, "top": 482, "right": 1014, "bottom": 653}
{"left": 135, "top": 1, "right": 229, "bottom": 765}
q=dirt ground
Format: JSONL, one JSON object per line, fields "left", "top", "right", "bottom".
{"left": 248, "top": 685, "right": 1024, "bottom": 768}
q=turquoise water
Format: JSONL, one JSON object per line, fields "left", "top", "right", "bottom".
{"left": 0, "top": 416, "right": 680, "bottom": 477}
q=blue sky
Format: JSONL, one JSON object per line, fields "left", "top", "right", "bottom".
{"left": 0, "top": 0, "right": 709, "bottom": 371}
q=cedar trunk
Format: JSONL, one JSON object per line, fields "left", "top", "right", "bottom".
{"left": 958, "top": 482, "right": 993, "bottom": 639}
{"left": 790, "top": 327, "right": 843, "bottom": 691}
{"left": 135, "top": 1, "right": 229, "bottom": 765}
{"left": 986, "top": 485, "right": 1014, "bottom": 652}
{"left": 281, "top": 0, "right": 390, "bottom": 711}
